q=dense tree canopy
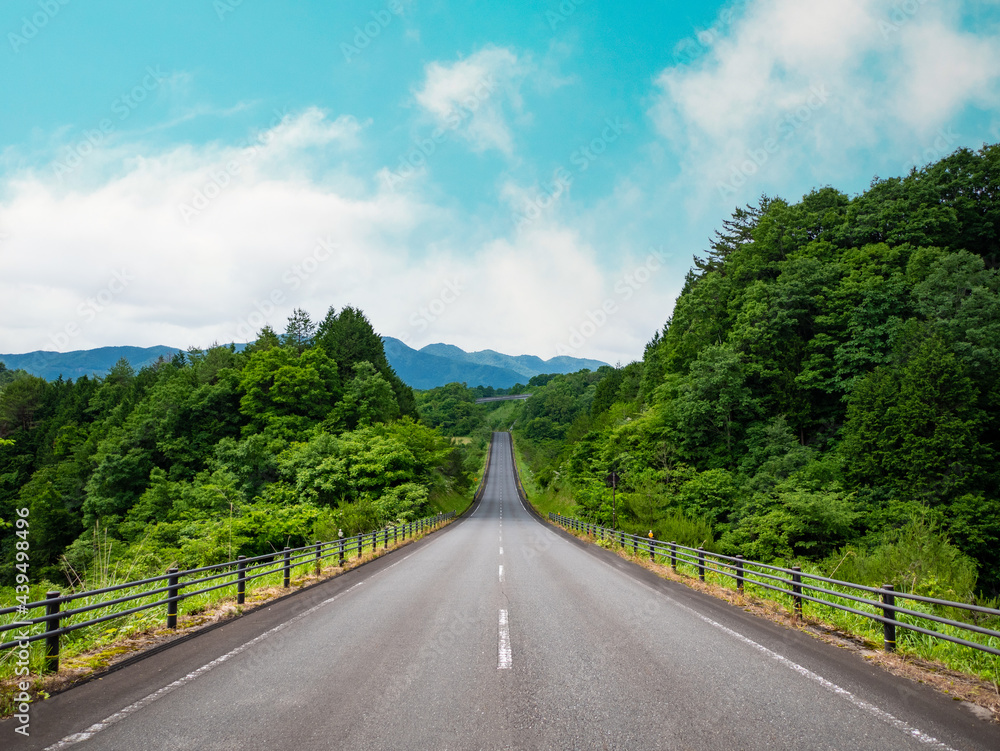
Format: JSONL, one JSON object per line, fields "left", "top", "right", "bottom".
{"left": 514, "top": 144, "right": 1000, "bottom": 595}
{"left": 0, "top": 306, "right": 469, "bottom": 585}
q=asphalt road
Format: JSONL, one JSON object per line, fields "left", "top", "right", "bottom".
{"left": 5, "top": 432, "right": 997, "bottom": 750}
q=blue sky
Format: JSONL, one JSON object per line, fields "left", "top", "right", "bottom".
{"left": 1, "top": 0, "right": 998, "bottom": 364}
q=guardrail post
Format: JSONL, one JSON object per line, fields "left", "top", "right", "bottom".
{"left": 649, "top": 536, "right": 655, "bottom": 562}
{"left": 394, "top": 525, "right": 398, "bottom": 545}
{"left": 44, "top": 591, "right": 61, "bottom": 674}
{"left": 632, "top": 534, "right": 638, "bottom": 556}
{"left": 315, "top": 542, "right": 322, "bottom": 576}
{"left": 698, "top": 547, "right": 706, "bottom": 581}
{"left": 882, "top": 584, "right": 896, "bottom": 652}
{"left": 356, "top": 533, "right": 363, "bottom": 558}
{"left": 619, "top": 529, "right": 625, "bottom": 548}
{"left": 372, "top": 529, "right": 378, "bottom": 552}
{"left": 237, "top": 556, "right": 246, "bottom": 605}
{"left": 735, "top": 555, "right": 744, "bottom": 593}
{"left": 283, "top": 547, "right": 291, "bottom": 588}
{"left": 339, "top": 536, "right": 345, "bottom": 567}
{"left": 166, "top": 568, "right": 179, "bottom": 629}
{"left": 670, "top": 542, "right": 677, "bottom": 571}
{"left": 791, "top": 566, "right": 803, "bottom": 619}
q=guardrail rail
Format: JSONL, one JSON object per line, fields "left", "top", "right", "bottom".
{"left": 548, "top": 512, "right": 1000, "bottom": 658}
{"left": 1, "top": 511, "right": 455, "bottom": 673}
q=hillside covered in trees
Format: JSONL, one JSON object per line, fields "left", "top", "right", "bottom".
{"left": 0, "top": 307, "right": 477, "bottom": 587}
{"left": 514, "top": 145, "right": 1000, "bottom": 597}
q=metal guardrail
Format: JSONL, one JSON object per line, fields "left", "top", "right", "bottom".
{"left": 549, "top": 513, "right": 1000, "bottom": 657}
{"left": 1, "top": 511, "right": 455, "bottom": 672}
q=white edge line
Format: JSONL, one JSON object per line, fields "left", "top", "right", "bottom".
{"left": 523, "top": 479, "right": 954, "bottom": 747}
{"left": 46, "top": 548, "right": 423, "bottom": 750}
{"left": 633, "top": 582, "right": 957, "bottom": 750}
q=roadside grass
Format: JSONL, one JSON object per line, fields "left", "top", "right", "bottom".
{"left": 510, "top": 441, "right": 577, "bottom": 518}
{"left": 430, "top": 490, "right": 473, "bottom": 516}
{"left": 573, "top": 524, "right": 1000, "bottom": 697}
{"left": 0, "top": 518, "right": 455, "bottom": 715}
{"left": 508, "top": 434, "right": 999, "bottom": 699}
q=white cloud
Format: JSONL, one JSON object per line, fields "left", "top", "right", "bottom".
{"left": 0, "top": 108, "right": 652, "bottom": 365}
{"left": 265, "top": 106, "right": 364, "bottom": 151}
{"left": 892, "top": 20, "right": 1000, "bottom": 129}
{"left": 650, "top": 0, "right": 1000, "bottom": 209}
{"left": 414, "top": 46, "right": 534, "bottom": 155}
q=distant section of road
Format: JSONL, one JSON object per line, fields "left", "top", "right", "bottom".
{"left": 474, "top": 394, "right": 531, "bottom": 403}
{"left": 6, "top": 432, "right": 995, "bottom": 750}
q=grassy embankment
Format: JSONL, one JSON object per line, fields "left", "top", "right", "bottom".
{"left": 510, "top": 437, "right": 1000, "bottom": 701}
{"left": 509, "top": 437, "right": 576, "bottom": 519}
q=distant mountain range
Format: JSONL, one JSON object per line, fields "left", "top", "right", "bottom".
{"left": 381, "top": 338, "right": 608, "bottom": 389}
{"left": 0, "top": 346, "right": 183, "bottom": 381}
{"left": 0, "top": 340, "right": 608, "bottom": 389}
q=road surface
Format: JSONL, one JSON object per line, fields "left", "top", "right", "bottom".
{"left": 5, "top": 432, "right": 996, "bottom": 750}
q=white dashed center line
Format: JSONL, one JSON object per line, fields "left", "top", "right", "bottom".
{"left": 498, "top": 609, "right": 512, "bottom": 669}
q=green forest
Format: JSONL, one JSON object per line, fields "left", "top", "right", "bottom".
{"left": 0, "top": 307, "right": 478, "bottom": 589}
{"left": 3, "top": 144, "right": 998, "bottom": 605}
{"left": 427, "top": 145, "right": 1000, "bottom": 599}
